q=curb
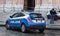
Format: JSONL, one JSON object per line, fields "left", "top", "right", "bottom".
{"left": 46, "top": 28, "right": 60, "bottom": 30}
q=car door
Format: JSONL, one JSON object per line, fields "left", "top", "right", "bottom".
{"left": 10, "top": 13, "right": 25, "bottom": 27}
{"left": 10, "top": 13, "right": 21, "bottom": 27}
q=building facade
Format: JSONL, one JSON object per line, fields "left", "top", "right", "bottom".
{"left": 0, "top": 0, "right": 60, "bottom": 12}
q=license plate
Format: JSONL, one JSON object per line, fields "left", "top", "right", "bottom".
{"left": 36, "top": 20, "right": 42, "bottom": 23}
{"left": 32, "top": 20, "right": 42, "bottom": 23}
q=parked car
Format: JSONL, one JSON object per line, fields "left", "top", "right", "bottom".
{"left": 47, "top": 12, "right": 60, "bottom": 20}
{"left": 5, "top": 12, "right": 46, "bottom": 33}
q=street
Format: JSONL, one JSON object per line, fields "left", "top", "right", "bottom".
{"left": 0, "top": 27, "right": 60, "bottom": 36}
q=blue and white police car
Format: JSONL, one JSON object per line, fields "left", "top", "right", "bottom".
{"left": 5, "top": 12, "right": 46, "bottom": 33}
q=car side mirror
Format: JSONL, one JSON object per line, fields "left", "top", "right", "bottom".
{"left": 10, "top": 16, "right": 13, "bottom": 18}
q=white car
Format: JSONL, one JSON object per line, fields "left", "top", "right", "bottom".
{"left": 47, "top": 12, "right": 60, "bottom": 20}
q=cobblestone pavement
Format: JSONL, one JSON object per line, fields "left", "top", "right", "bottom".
{"left": 0, "top": 27, "right": 60, "bottom": 36}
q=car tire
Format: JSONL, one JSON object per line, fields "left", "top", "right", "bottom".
{"left": 39, "top": 29, "right": 44, "bottom": 33}
{"left": 5, "top": 23, "right": 10, "bottom": 30}
{"left": 21, "top": 24, "right": 27, "bottom": 33}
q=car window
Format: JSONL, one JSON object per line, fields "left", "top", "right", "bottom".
{"left": 12, "top": 13, "right": 19, "bottom": 18}
{"left": 30, "top": 13, "right": 42, "bottom": 18}
{"left": 30, "top": 13, "right": 43, "bottom": 19}
{"left": 12, "top": 13, "right": 25, "bottom": 18}
{"left": 19, "top": 13, "right": 25, "bottom": 17}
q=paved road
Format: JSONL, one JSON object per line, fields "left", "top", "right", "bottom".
{"left": 0, "top": 27, "right": 60, "bottom": 36}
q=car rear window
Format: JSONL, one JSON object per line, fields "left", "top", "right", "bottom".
{"left": 30, "top": 13, "right": 43, "bottom": 19}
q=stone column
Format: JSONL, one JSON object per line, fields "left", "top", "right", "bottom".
{"left": 35, "top": 0, "right": 42, "bottom": 12}
{"left": 52, "top": 0, "right": 58, "bottom": 8}
{"left": 16, "top": 0, "right": 24, "bottom": 11}
{"left": 35, "top": 0, "right": 42, "bottom": 6}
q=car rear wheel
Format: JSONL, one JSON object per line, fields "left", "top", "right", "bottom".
{"left": 39, "top": 29, "right": 44, "bottom": 33}
{"left": 21, "top": 24, "right": 27, "bottom": 33}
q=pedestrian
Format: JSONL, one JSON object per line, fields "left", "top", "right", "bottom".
{"left": 50, "top": 8, "right": 56, "bottom": 24}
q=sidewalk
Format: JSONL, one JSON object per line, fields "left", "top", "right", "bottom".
{"left": 46, "top": 19, "right": 60, "bottom": 29}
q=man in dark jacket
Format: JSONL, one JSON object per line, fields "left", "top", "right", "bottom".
{"left": 50, "top": 8, "right": 56, "bottom": 24}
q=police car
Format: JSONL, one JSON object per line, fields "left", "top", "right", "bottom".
{"left": 5, "top": 12, "right": 46, "bottom": 33}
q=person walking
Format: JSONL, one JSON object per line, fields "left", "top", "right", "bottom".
{"left": 50, "top": 8, "right": 56, "bottom": 24}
